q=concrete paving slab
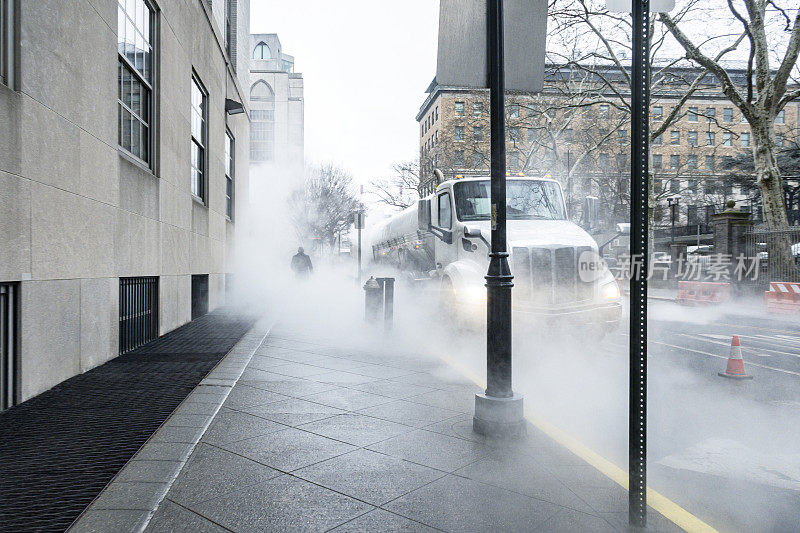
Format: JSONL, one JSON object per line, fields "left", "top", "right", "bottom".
{"left": 367, "top": 429, "right": 490, "bottom": 472}
{"left": 329, "top": 508, "right": 439, "bottom": 532}
{"left": 145, "top": 500, "right": 228, "bottom": 533}
{"left": 297, "top": 413, "right": 416, "bottom": 447}
{"left": 69, "top": 510, "right": 150, "bottom": 533}
{"left": 349, "top": 379, "right": 441, "bottom": 400}
{"left": 222, "top": 426, "right": 357, "bottom": 472}
{"left": 190, "top": 474, "right": 374, "bottom": 532}
{"left": 221, "top": 383, "right": 289, "bottom": 410}
{"left": 238, "top": 397, "right": 346, "bottom": 426}
{"left": 300, "top": 387, "right": 397, "bottom": 411}
{"left": 166, "top": 443, "right": 281, "bottom": 506}
{"left": 293, "top": 448, "right": 446, "bottom": 506}
{"left": 358, "top": 399, "right": 462, "bottom": 428}
{"left": 200, "top": 407, "right": 287, "bottom": 446}
{"left": 384, "top": 474, "right": 563, "bottom": 532}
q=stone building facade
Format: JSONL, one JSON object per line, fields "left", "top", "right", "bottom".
{"left": 416, "top": 65, "right": 799, "bottom": 229}
{"left": 249, "top": 33, "right": 304, "bottom": 199}
{"left": 0, "top": 0, "right": 251, "bottom": 408}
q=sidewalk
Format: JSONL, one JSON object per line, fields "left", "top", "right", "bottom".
{"left": 71, "top": 318, "right": 682, "bottom": 532}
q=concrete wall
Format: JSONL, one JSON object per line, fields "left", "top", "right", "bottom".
{"left": 0, "top": 0, "right": 250, "bottom": 402}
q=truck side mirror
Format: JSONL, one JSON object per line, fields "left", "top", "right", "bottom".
{"left": 418, "top": 199, "right": 431, "bottom": 231}
{"left": 464, "top": 227, "right": 481, "bottom": 238}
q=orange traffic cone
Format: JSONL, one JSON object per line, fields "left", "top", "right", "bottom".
{"left": 718, "top": 335, "right": 753, "bottom": 380}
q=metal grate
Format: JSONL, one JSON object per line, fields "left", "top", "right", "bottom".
{"left": 0, "top": 310, "right": 255, "bottom": 533}
{"left": 1, "top": 282, "right": 19, "bottom": 412}
{"left": 119, "top": 277, "right": 159, "bottom": 355}
{"left": 191, "top": 274, "right": 209, "bottom": 320}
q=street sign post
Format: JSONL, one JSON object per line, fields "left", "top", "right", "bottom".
{"left": 436, "top": 0, "right": 548, "bottom": 92}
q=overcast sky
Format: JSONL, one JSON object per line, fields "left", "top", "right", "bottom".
{"left": 250, "top": 1, "right": 440, "bottom": 187}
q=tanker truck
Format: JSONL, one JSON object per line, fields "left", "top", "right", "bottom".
{"left": 371, "top": 175, "right": 622, "bottom": 331}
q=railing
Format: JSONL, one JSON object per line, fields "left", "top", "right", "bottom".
{"left": 119, "top": 277, "right": 159, "bottom": 354}
{"left": 1, "top": 282, "right": 19, "bottom": 411}
{"left": 654, "top": 223, "right": 712, "bottom": 240}
{"left": 744, "top": 228, "right": 800, "bottom": 285}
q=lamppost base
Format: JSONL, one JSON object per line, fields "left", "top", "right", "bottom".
{"left": 473, "top": 393, "right": 526, "bottom": 438}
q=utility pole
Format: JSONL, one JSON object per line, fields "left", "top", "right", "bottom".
{"left": 473, "top": 0, "right": 525, "bottom": 438}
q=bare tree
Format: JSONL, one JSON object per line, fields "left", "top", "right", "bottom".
{"left": 658, "top": 1, "right": 800, "bottom": 274}
{"left": 369, "top": 160, "right": 421, "bottom": 210}
{"left": 291, "top": 164, "right": 362, "bottom": 250}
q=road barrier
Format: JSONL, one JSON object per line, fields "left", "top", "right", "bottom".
{"left": 718, "top": 335, "right": 753, "bottom": 380}
{"left": 764, "top": 282, "right": 800, "bottom": 314}
{"left": 676, "top": 281, "right": 731, "bottom": 305}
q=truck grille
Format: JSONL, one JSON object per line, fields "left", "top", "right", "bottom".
{"left": 512, "top": 246, "right": 594, "bottom": 306}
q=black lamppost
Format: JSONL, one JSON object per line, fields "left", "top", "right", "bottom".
{"left": 473, "top": 0, "right": 525, "bottom": 438}
{"left": 668, "top": 196, "right": 679, "bottom": 246}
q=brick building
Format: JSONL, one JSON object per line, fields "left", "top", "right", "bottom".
{"left": 416, "top": 65, "right": 799, "bottom": 230}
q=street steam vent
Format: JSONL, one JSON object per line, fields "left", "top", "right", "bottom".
{"left": 1, "top": 0, "right": 799, "bottom": 532}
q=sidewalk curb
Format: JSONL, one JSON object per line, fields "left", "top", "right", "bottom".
{"left": 68, "top": 318, "right": 274, "bottom": 533}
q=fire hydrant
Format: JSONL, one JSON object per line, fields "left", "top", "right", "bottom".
{"left": 363, "top": 276, "right": 382, "bottom": 323}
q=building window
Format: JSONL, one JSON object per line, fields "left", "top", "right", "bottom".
{"left": 118, "top": 0, "right": 155, "bottom": 164}
{"left": 723, "top": 132, "right": 732, "bottom": 146}
{"left": 509, "top": 151, "right": 519, "bottom": 169}
{"left": 565, "top": 128, "right": 574, "bottom": 143}
{"left": 435, "top": 106, "right": 439, "bottom": 121}
{"left": 472, "top": 152, "right": 483, "bottom": 167}
{"left": 706, "top": 107, "right": 716, "bottom": 123}
{"left": 670, "top": 154, "right": 680, "bottom": 169}
{"left": 688, "top": 180, "right": 698, "bottom": 192}
{"left": 190, "top": 75, "right": 207, "bottom": 201}
{"left": 776, "top": 109, "right": 785, "bottom": 124}
{"left": 652, "top": 154, "right": 662, "bottom": 169}
{"left": 706, "top": 131, "right": 715, "bottom": 146}
{"left": 688, "top": 131, "right": 698, "bottom": 147}
{"left": 652, "top": 106, "right": 663, "bottom": 121}
{"left": 0, "top": 0, "right": 15, "bottom": 87}
{"left": 653, "top": 133, "right": 662, "bottom": 145}
{"left": 510, "top": 127, "right": 520, "bottom": 142}
{"left": 454, "top": 126, "right": 464, "bottom": 142}
{"left": 688, "top": 107, "right": 698, "bottom": 122}
{"left": 617, "top": 129, "right": 627, "bottom": 143}
{"left": 599, "top": 104, "right": 610, "bottom": 119}
{"left": 776, "top": 134, "right": 785, "bottom": 147}
{"left": 253, "top": 41, "right": 271, "bottom": 59}
{"left": 510, "top": 103, "right": 520, "bottom": 118}
{"left": 670, "top": 178, "right": 680, "bottom": 193}
{"left": 598, "top": 153, "right": 609, "bottom": 168}
{"left": 687, "top": 205, "right": 699, "bottom": 224}
{"left": 687, "top": 154, "right": 698, "bottom": 170}
{"left": 119, "top": 277, "right": 159, "bottom": 354}
{"left": 0, "top": 282, "right": 20, "bottom": 411}
{"left": 741, "top": 113, "right": 748, "bottom": 123}
{"left": 454, "top": 150, "right": 464, "bottom": 167}
{"left": 473, "top": 102, "right": 483, "bottom": 116}
{"left": 723, "top": 108, "right": 733, "bottom": 123}
{"left": 705, "top": 155, "right": 715, "bottom": 170}
{"left": 282, "top": 59, "right": 294, "bottom": 73}
{"left": 741, "top": 131, "right": 750, "bottom": 147}
{"left": 225, "top": 131, "right": 234, "bottom": 220}
{"left": 670, "top": 130, "right": 680, "bottom": 145}
{"left": 473, "top": 126, "right": 483, "bottom": 142}
{"left": 615, "top": 154, "right": 627, "bottom": 169}
{"left": 250, "top": 81, "right": 275, "bottom": 162}
{"left": 224, "top": 0, "right": 234, "bottom": 64}
{"left": 454, "top": 101, "right": 465, "bottom": 116}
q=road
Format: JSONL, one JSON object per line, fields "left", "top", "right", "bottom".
{"left": 533, "top": 302, "right": 800, "bottom": 533}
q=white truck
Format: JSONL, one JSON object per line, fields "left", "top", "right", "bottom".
{"left": 371, "top": 175, "right": 622, "bottom": 331}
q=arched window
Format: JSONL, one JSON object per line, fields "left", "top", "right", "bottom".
{"left": 250, "top": 81, "right": 274, "bottom": 102}
{"left": 253, "top": 42, "right": 271, "bottom": 60}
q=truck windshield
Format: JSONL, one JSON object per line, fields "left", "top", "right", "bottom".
{"left": 454, "top": 180, "right": 566, "bottom": 221}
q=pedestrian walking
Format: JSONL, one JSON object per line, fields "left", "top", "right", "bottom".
{"left": 291, "top": 247, "right": 313, "bottom": 279}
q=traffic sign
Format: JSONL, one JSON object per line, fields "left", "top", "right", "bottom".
{"left": 606, "top": 0, "right": 674, "bottom": 12}
{"left": 436, "top": 0, "right": 548, "bottom": 92}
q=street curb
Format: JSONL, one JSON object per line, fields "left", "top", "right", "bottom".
{"left": 68, "top": 318, "right": 274, "bottom": 533}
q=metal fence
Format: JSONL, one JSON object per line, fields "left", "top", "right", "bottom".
{"left": 1, "top": 282, "right": 19, "bottom": 411}
{"left": 191, "top": 274, "right": 209, "bottom": 320}
{"left": 119, "top": 277, "right": 159, "bottom": 354}
{"left": 744, "top": 227, "right": 800, "bottom": 285}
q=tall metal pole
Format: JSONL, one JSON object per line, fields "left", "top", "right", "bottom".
{"left": 357, "top": 211, "right": 363, "bottom": 285}
{"left": 629, "top": 0, "right": 649, "bottom": 527}
{"left": 485, "top": 0, "right": 513, "bottom": 399}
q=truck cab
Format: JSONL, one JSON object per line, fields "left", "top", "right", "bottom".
{"left": 374, "top": 175, "right": 622, "bottom": 332}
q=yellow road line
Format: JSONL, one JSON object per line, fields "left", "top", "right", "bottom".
{"left": 439, "top": 353, "right": 719, "bottom": 533}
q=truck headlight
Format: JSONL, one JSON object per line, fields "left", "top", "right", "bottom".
{"left": 600, "top": 280, "right": 620, "bottom": 299}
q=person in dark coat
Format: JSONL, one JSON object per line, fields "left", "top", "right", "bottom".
{"left": 291, "top": 247, "right": 313, "bottom": 278}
